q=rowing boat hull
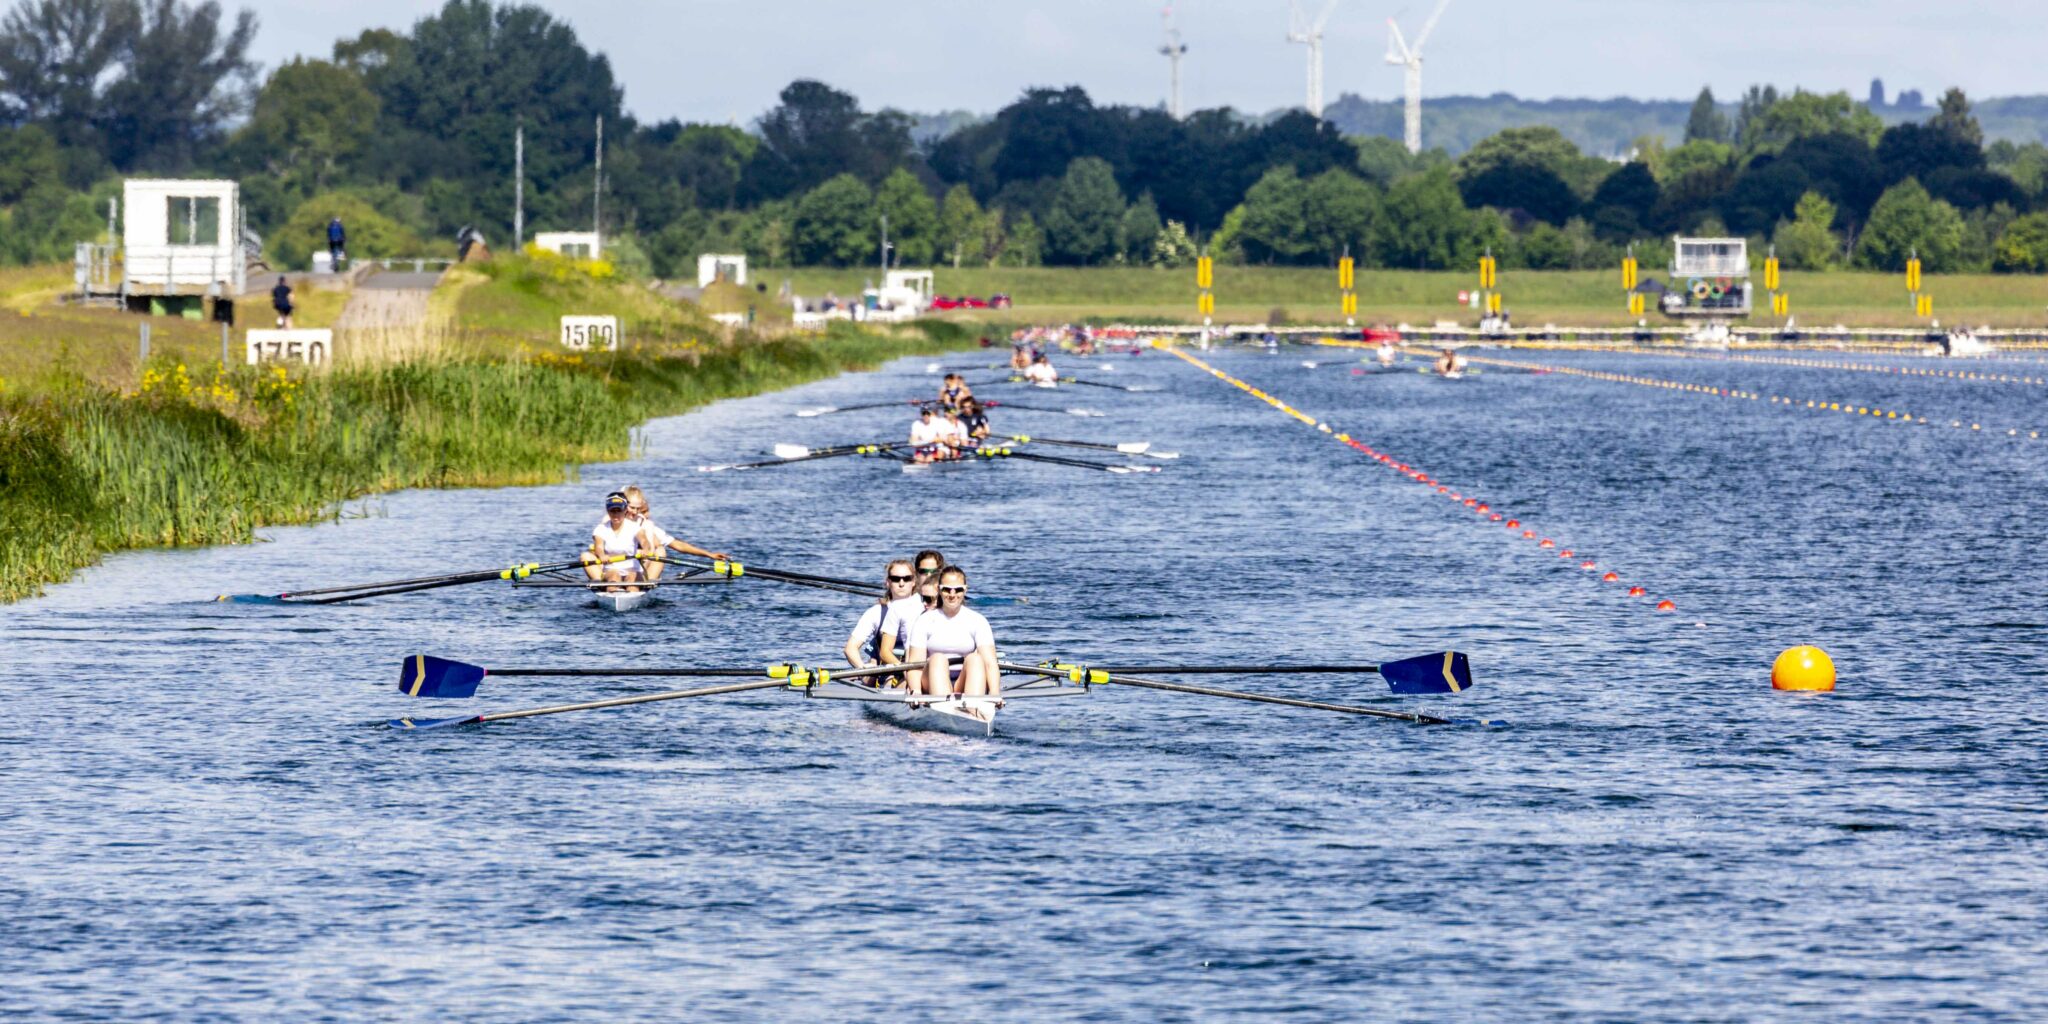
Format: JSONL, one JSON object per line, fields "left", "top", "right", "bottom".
{"left": 596, "top": 589, "right": 651, "bottom": 613}
{"left": 863, "top": 696, "right": 1000, "bottom": 737}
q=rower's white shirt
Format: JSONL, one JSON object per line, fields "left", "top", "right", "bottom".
{"left": 908, "top": 606, "right": 993, "bottom": 657}
{"left": 909, "top": 418, "right": 947, "bottom": 445}
{"left": 847, "top": 601, "right": 910, "bottom": 663}
{"left": 591, "top": 517, "right": 642, "bottom": 564}
{"left": 877, "top": 594, "right": 927, "bottom": 649}
{"left": 633, "top": 515, "right": 675, "bottom": 550}
{"left": 1023, "top": 362, "right": 1057, "bottom": 383}
{"left": 944, "top": 418, "right": 970, "bottom": 444}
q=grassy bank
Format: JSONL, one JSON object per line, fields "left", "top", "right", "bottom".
{"left": 0, "top": 258, "right": 980, "bottom": 601}
{"left": 772, "top": 266, "right": 2048, "bottom": 329}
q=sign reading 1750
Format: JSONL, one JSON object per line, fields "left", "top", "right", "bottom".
{"left": 560, "top": 315, "right": 621, "bottom": 351}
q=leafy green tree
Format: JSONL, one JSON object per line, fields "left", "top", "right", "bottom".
{"left": 1660, "top": 140, "right": 1733, "bottom": 183}
{"left": 1236, "top": 166, "right": 1312, "bottom": 264}
{"left": 0, "top": 122, "right": 61, "bottom": 204}
{"left": 1855, "top": 178, "right": 1965, "bottom": 271}
{"left": 996, "top": 209, "right": 1041, "bottom": 267}
{"left": 235, "top": 59, "right": 377, "bottom": 191}
{"left": 1958, "top": 202, "right": 2016, "bottom": 272}
{"left": 1304, "top": 169, "right": 1379, "bottom": 262}
{"left": 1992, "top": 212, "right": 2048, "bottom": 272}
{"left": 792, "top": 173, "right": 874, "bottom": 267}
{"left": 1041, "top": 156, "right": 1123, "bottom": 265}
{"left": 271, "top": 191, "right": 426, "bottom": 270}
{"left": 1457, "top": 126, "right": 1605, "bottom": 195}
{"left": 1684, "top": 87, "right": 1729, "bottom": 144}
{"left": 936, "top": 184, "right": 981, "bottom": 267}
{"left": 1376, "top": 167, "right": 1479, "bottom": 269}
{"left": 99, "top": 0, "right": 259, "bottom": 170}
{"left": 0, "top": 0, "right": 135, "bottom": 155}
{"left": 1878, "top": 122, "right": 1984, "bottom": 185}
{"left": 1150, "top": 219, "right": 1197, "bottom": 268}
{"left": 1739, "top": 90, "right": 1882, "bottom": 154}
{"left": 1773, "top": 132, "right": 1885, "bottom": 227}
{"left": 1931, "top": 88, "right": 1983, "bottom": 149}
{"left": 874, "top": 168, "right": 937, "bottom": 265}
{"left": 1516, "top": 222, "right": 1572, "bottom": 269}
{"left": 1459, "top": 161, "right": 1578, "bottom": 225}
{"left": 1772, "top": 191, "right": 1840, "bottom": 269}
{"left": 1586, "top": 161, "right": 1657, "bottom": 240}
{"left": 1732, "top": 84, "right": 1779, "bottom": 148}
{"left": 744, "top": 79, "right": 914, "bottom": 202}
{"left": 0, "top": 182, "right": 101, "bottom": 262}
{"left": 1118, "top": 192, "right": 1161, "bottom": 263}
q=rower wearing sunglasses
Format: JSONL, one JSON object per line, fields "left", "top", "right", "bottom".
{"left": 904, "top": 565, "right": 1001, "bottom": 701}
{"left": 581, "top": 491, "right": 648, "bottom": 588}
{"left": 843, "top": 559, "right": 926, "bottom": 669}
{"left": 908, "top": 406, "right": 955, "bottom": 463}
{"left": 620, "top": 485, "right": 728, "bottom": 582}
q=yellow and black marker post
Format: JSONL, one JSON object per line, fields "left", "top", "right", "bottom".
{"left": 1764, "top": 248, "right": 1788, "bottom": 318}
{"left": 1478, "top": 251, "right": 1500, "bottom": 318}
{"left": 1622, "top": 247, "right": 1644, "bottom": 317}
{"left": 1905, "top": 250, "right": 1928, "bottom": 319}
{"left": 1196, "top": 253, "right": 1215, "bottom": 325}
{"left": 1338, "top": 250, "right": 1357, "bottom": 326}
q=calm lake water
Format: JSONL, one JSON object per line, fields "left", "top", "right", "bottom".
{"left": 3, "top": 343, "right": 2044, "bottom": 1022}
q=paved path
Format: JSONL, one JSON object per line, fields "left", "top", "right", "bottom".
{"left": 337, "top": 270, "right": 443, "bottom": 329}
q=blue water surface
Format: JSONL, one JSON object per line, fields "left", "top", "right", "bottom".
{"left": 2, "top": 344, "right": 2044, "bottom": 1022}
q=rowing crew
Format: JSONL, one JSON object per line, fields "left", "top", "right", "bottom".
{"left": 843, "top": 549, "right": 1001, "bottom": 701}
{"left": 908, "top": 401, "right": 990, "bottom": 464}
{"left": 582, "top": 487, "right": 729, "bottom": 589}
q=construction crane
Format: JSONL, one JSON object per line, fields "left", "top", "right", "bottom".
{"left": 1385, "top": 0, "right": 1452, "bottom": 154}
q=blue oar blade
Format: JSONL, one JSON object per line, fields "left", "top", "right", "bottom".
{"left": 1382, "top": 651, "right": 1473, "bottom": 695}
{"left": 216, "top": 594, "right": 287, "bottom": 604}
{"left": 388, "top": 713, "right": 482, "bottom": 731}
{"left": 397, "top": 654, "right": 486, "bottom": 699}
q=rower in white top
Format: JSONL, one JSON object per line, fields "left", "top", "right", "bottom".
{"left": 843, "top": 559, "right": 927, "bottom": 668}
{"left": 908, "top": 406, "right": 956, "bottom": 464}
{"left": 905, "top": 565, "right": 1001, "bottom": 701}
{"left": 1022, "top": 352, "right": 1059, "bottom": 387}
{"left": 620, "top": 485, "right": 727, "bottom": 582}
{"left": 582, "top": 491, "right": 647, "bottom": 588}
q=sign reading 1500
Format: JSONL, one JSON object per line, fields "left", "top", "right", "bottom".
{"left": 560, "top": 316, "right": 621, "bottom": 351}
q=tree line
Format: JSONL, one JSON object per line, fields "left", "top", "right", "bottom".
{"left": 5, "top": 0, "right": 2048, "bottom": 276}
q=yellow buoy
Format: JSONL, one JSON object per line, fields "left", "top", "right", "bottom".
{"left": 1772, "top": 646, "right": 1836, "bottom": 691}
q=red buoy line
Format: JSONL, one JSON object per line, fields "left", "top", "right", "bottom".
{"left": 1163, "top": 346, "right": 1680, "bottom": 615}
{"left": 1452, "top": 353, "right": 2047, "bottom": 442}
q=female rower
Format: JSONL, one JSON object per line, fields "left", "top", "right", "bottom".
{"left": 1009, "top": 340, "right": 1031, "bottom": 371}
{"left": 843, "top": 559, "right": 923, "bottom": 668}
{"left": 1434, "top": 348, "right": 1462, "bottom": 377}
{"left": 913, "top": 549, "right": 945, "bottom": 582}
{"left": 1023, "top": 352, "right": 1059, "bottom": 386}
{"left": 905, "top": 566, "right": 1000, "bottom": 700}
{"left": 582, "top": 491, "right": 647, "bottom": 588}
{"left": 621, "top": 485, "right": 728, "bottom": 582}
{"left": 957, "top": 397, "right": 990, "bottom": 443}
{"left": 908, "top": 406, "right": 951, "bottom": 463}
{"left": 942, "top": 407, "right": 974, "bottom": 452}
{"left": 939, "top": 373, "right": 973, "bottom": 412}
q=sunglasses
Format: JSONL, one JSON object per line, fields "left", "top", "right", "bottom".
{"left": 888, "top": 574, "right": 916, "bottom": 583}
{"left": 917, "top": 565, "right": 940, "bottom": 574}
{"left": 939, "top": 585, "right": 966, "bottom": 595}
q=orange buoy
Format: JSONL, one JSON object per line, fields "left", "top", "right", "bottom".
{"left": 1655, "top": 599, "right": 1676, "bottom": 612}
{"left": 1772, "top": 646, "right": 1836, "bottom": 691}
{"left": 1602, "top": 572, "right": 1620, "bottom": 582}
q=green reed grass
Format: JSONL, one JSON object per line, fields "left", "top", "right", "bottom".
{"left": 0, "top": 320, "right": 977, "bottom": 601}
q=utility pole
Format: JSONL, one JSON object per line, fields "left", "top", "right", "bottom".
{"left": 513, "top": 119, "right": 524, "bottom": 249}
{"left": 593, "top": 116, "right": 604, "bottom": 241}
{"left": 879, "top": 214, "right": 891, "bottom": 272}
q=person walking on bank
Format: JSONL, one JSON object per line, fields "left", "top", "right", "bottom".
{"left": 326, "top": 216, "right": 346, "bottom": 269}
{"left": 271, "top": 275, "right": 295, "bottom": 328}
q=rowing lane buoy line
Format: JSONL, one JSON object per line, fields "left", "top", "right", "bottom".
{"left": 1452, "top": 354, "right": 2047, "bottom": 442}
{"left": 1473, "top": 344, "right": 2048, "bottom": 386}
{"left": 1161, "top": 346, "right": 1680, "bottom": 616}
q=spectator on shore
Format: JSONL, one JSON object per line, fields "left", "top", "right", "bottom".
{"left": 271, "top": 276, "right": 295, "bottom": 328}
{"left": 326, "top": 217, "right": 346, "bottom": 269}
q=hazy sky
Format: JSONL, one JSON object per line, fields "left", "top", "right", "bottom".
{"left": 242, "top": 0, "right": 2031, "bottom": 124}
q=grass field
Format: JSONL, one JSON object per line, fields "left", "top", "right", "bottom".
{"left": 766, "top": 266, "right": 2048, "bottom": 329}
{"left": 0, "top": 257, "right": 980, "bottom": 601}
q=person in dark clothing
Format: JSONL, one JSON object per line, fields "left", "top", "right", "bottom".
{"left": 326, "top": 217, "right": 346, "bottom": 268}
{"left": 271, "top": 276, "right": 294, "bottom": 328}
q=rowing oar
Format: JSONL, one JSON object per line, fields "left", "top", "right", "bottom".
{"left": 218, "top": 557, "right": 598, "bottom": 604}
{"left": 696, "top": 444, "right": 903, "bottom": 472}
{"left": 644, "top": 556, "right": 878, "bottom": 597}
{"left": 1000, "top": 663, "right": 1457, "bottom": 724}
{"left": 796, "top": 399, "right": 924, "bottom": 417}
{"left": 1088, "top": 652, "right": 1472, "bottom": 695}
{"left": 974, "top": 446, "right": 1162, "bottom": 474}
{"left": 1002, "top": 434, "right": 1179, "bottom": 459}
{"left": 978, "top": 376, "right": 1160, "bottom": 393}
{"left": 979, "top": 401, "right": 1105, "bottom": 417}
{"left": 388, "top": 661, "right": 908, "bottom": 730}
